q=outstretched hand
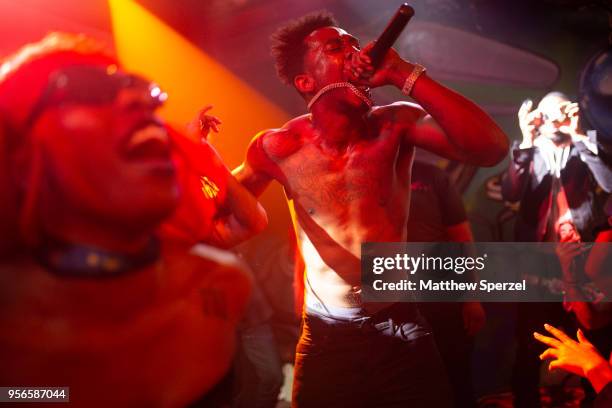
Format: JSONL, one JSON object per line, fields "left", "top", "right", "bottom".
{"left": 534, "top": 324, "right": 610, "bottom": 380}
{"left": 189, "top": 105, "right": 222, "bottom": 142}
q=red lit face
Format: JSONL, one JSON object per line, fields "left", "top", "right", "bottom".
{"left": 558, "top": 222, "right": 580, "bottom": 243}
{"left": 30, "top": 69, "right": 179, "bottom": 230}
{"left": 302, "top": 26, "right": 368, "bottom": 108}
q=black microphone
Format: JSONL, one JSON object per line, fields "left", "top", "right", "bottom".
{"left": 369, "top": 3, "right": 415, "bottom": 68}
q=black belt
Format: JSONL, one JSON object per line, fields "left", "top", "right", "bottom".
{"left": 304, "top": 302, "right": 419, "bottom": 331}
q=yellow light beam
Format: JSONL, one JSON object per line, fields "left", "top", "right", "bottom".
{"left": 108, "top": 0, "right": 290, "bottom": 167}
{"left": 109, "top": 0, "right": 292, "bottom": 233}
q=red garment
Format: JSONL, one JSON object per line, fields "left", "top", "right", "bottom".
{"left": 0, "top": 242, "right": 251, "bottom": 407}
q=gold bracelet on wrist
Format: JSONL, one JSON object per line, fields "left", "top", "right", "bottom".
{"left": 401, "top": 64, "right": 426, "bottom": 96}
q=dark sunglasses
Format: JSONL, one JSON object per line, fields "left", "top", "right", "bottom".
{"left": 24, "top": 64, "right": 168, "bottom": 130}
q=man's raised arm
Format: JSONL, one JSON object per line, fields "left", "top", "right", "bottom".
{"left": 405, "top": 74, "right": 508, "bottom": 166}
{"left": 354, "top": 46, "right": 509, "bottom": 166}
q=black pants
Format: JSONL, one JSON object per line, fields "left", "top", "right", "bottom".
{"left": 419, "top": 302, "right": 476, "bottom": 408}
{"left": 292, "top": 303, "right": 453, "bottom": 408}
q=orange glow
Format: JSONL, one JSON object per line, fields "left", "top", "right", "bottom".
{"left": 108, "top": 0, "right": 289, "bottom": 165}
{"left": 109, "top": 0, "right": 291, "bottom": 233}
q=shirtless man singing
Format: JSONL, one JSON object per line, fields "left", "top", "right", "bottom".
{"left": 234, "top": 12, "right": 509, "bottom": 407}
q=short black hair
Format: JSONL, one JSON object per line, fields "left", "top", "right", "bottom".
{"left": 271, "top": 11, "right": 338, "bottom": 86}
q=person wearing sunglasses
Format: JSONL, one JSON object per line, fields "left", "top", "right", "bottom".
{"left": 503, "top": 91, "right": 612, "bottom": 243}
{"left": 0, "top": 32, "right": 253, "bottom": 407}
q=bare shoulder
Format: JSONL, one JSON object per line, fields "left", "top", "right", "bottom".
{"left": 370, "top": 102, "right": 427, "bottom": 124}
{"left": 259, "top": 114, "right": 308, "bottom": 160}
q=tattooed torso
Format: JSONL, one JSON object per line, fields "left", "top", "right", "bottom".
{"left": 258, "top": 105, "right": 420, "bottom": 307}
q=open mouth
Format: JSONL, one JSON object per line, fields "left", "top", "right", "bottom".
{"left": 120, "top": 120, "right": 176, "bottom": 178}
{"left": 123, "top": 122, "right": 171, "bottom": 162}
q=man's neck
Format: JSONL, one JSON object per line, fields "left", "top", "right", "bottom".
{"left": 310, "top": 99, "right": 369, "bottom": 149}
